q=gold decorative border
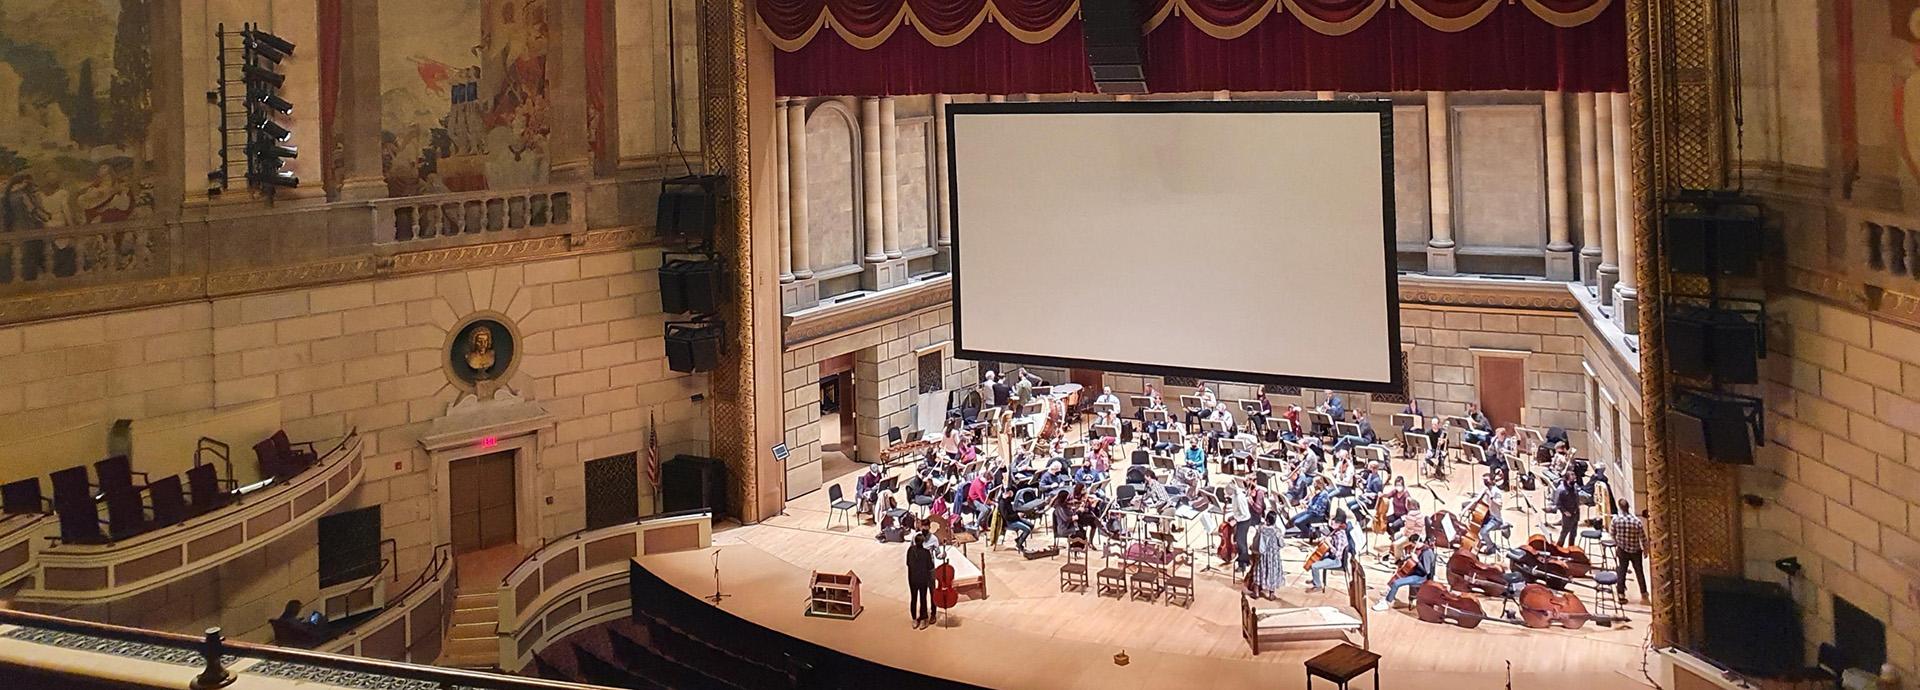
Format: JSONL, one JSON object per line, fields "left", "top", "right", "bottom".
{"left": 702, "top": 0, "right": 763, "bottom": 522}
{"left": 1141, "top": 0, "right": 1610, "bottom": 38}
{"left": 1396, "top": 284, "right": 1582, "bottom": 311}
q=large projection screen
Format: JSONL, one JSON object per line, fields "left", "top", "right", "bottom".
{"left": 948, "top": 101, "right": 1402, "bottom": 392}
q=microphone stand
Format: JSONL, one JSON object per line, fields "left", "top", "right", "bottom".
{"left": 705, "top": 549, "right": 731, "bottom": 604}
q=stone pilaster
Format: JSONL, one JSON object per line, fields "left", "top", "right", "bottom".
{"left": 1544, "top": 92, "right": 1576, "bottom": 281}
{"left": 1425, "top": 91, "right": 1457, "bottom": 276}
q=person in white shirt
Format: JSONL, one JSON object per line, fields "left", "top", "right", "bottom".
{"left": 1094, "top": 386, "right": 1121, "bottom": 410}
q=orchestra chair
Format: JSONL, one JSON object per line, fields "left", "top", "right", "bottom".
{"left": 824, "top": 484, "right": 856, "bottom": 531}
{"left": 940, "top": 514, "right": 978, "bottom": 555}
{"left": 184, "top": 463, "right": 235, "bottom": 517}
{"left": 146, "top": 475, "right": 189, "bottom": 529}
{"left": 1164, "top": 551, "right": 1196, "bottom": 607}
{"left": 1059, "top": 544, "right": 1090, "bottom": 592}
{"left": 1096, "top": 542, "right": 1129, "bottom": 597}
{"left": 1, "top": 479, "right": 50, "bottom": 515}
{"left": 49, "top": 466, "right": 109, "bottom": 545}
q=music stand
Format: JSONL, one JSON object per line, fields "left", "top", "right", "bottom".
{"left": 1094, "top": 424, "right": 1119, "bottom": 439}
{"left": 1201, "top": 419, "right": 1226, "bottom": 435}
{"left": 1307, "top": 411, "right": 1334, "bottom": 434}
{"left": 1256, "top": 455, "right": 1286, "bottom": 474}
{"left": 1445, "top": 415, "right": 1472, "bottom": 429}
{"left": 1129, "top": 395, "right": 1153, "bottom": 409}
{"left": 1155, "top": 429, "right": 1183, "bottom": 447}
{"left": 1151, "top": 454, "right": 1176, "bottom": 471}
{"left": 1033, "top": 385, "right": 1053, "bottom": 398}
{"left": 1065, "top": 443, "right": 1086, "bottom": 460}
{"left": 1238, "top": 399, "right": 1262, "bottom": 414}
{"left": 1145, "top": 409, "right": 1170, "bottom": 424}
{"left": 1021, "top": 401, "right": 1044, "bottom": 416}
{"left": 1463, "top": 443, "right": 1488, "bottom": 486}
{"left": 1355, "top": 444, "right": 1385, "bottom": 464}
{"left": 1179, "top": 395, "right": 1204, "bottom": 409}
{"left": 1266, "top": 417, "right": 1295, "bottom": 435}
{"left": 1336, "top": 421, "right": 1361, "bottom": 438}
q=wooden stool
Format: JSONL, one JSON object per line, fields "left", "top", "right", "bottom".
{"left": 1305, "top": 642, "right": 1381, "bottom": 690}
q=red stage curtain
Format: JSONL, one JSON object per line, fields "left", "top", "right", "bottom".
{"left": 773, "top": 19, "right": 1094, "bottom": 97}
{"left": 1142, "top": 0, "right": 1627, "bottom": 93}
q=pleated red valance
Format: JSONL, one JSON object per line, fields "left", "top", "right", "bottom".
{"left": 1142, "top": 0, "right": 1627, "bottom": 93}
{"left": 762, "top": 0, "right": 1093, "bottom": 96}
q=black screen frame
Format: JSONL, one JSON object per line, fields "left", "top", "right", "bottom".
{"left": 945, "top": 99, "right": 1405, "bottom": 394}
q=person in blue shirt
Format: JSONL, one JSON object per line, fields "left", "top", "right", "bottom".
{"left": 1183, "top": 440, "right": 1207, "bottom": 477}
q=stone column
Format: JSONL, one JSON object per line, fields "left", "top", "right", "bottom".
{"left": 776, "top": 98, "right": 793, "bottom": 283}
{"left": 933, "top": 94, "right": 953, "bottom": 269}
{"left": 1595, "top": 94, "right": 1620, "bottom": 304}
{"left": 546, "top": 0, "right": 591, "bottom": 182}
{"left": 1544, "top": 92, "right": 1575, "bottom": 280}
{"left": 787, "top": 100, "right": 813, "bottom": 279}
{"left": 336, "top": 0, "right": 386, "bottom": 200}
{"left": 861, "top": 97, "right": 886, "bottom": 262}
{"left": 1316, "top": 91, "right": 1336, "bottom": 100}
{"left": 1576, "top": 92, "right": 1602, "bottom": 285}
{"left": 1425, "top": 91, "right": 1457, "bottom": 275}
{"left": 1611, "top": 92, "right": 1640, "bottom": 333}
{"left": 880, "top": 97, "right": 903, "bottom": 259}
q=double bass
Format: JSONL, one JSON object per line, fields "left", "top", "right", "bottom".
{"left": 1446, "top": 551, "right": 1511, "bottom": 596}
{"left": 1415, "top": 581, "right": 1488, "bottom": 629}
{"left": 1426, "top": 510, "right": 1466, "bottom": 549}
{"left": 1523, "top": 534, "right": 1593, "bottom": 578}
{"left": 1456, "top": 494, "right": 1493, "bottom": 553}
{"left": 1517, "top": 583, "right": 1591, "bottom": 629}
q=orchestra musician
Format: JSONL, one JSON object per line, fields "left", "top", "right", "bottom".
{"left": 1387, "top": 498, "right": 1426, "bottom": 561}
{"left": 1333, "top": 410, "right": 1379, "bottom": 451}
{"left": 1464, "top": 402, "right": 1493, "bottom": 446}
{"left": 1289, "top": 476, "right": 1335, "bottom": 535}
{"left": 1372, "top": 532, "right": 1437, "bottom": 611}
{"left": 1321, "top": 391, "right": 1347, "bottom": 425}
{"left": 855, "top": 463, "right": 887, "bottom": 520}
{"left": 1305, "top": 512, "right": 1353, "bottom": 594}
{"left": 1205, "top": 403, "right": 1236, "bottom": 454}
{"left": 1282, "top": 405, "right": 1303, "bottom": 442}
{"left": 1186, "top": 387, "right": 1218, "bottom": 429}
{"left": 1012, "top": 368, "right": 1035, "bottom": 409}
{"left": 1422, "top": 417, "right": 1450, "bottom": 478}
{"left": 1094, "top": 386, "right": 1121, "bottom": 411}
{"left": 1183, "top": 440, "right": 1207, "bottom": 477}
{"left": 1250, "top": 391, "right": 1274, "bottom": 438}
{"left": 906, "top": 531, "right": 937, "bottom": 629}
{"left": 1611, "top": 499, "right": 1650, "bottom": 602}
{"left": 1227, "top": 483, "right": 1255, "bottom": 570}
{"left": 1466, "top": 473, "right": 1510, "bottom": 551}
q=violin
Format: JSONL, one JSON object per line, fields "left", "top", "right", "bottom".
{"left": 1517, "top": 583, "right": 1590, "bottom": 629}
{"left": 1445, "top": 551, "right": 1510, "bottom": 596}
{"left": 932, "top": 560, "right": 960, "bottom": 610}
{"left": 1414, "top": 581, "right": 1488, "bottom": 629}
{"left": 1523, "top": 534, "right": 1593, "bottom": 578}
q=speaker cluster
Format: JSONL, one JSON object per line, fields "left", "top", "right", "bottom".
{"left": 656, "top": 175, "right": 728, "bottom": 374}
{"left": 1660, "top": 190, "right": 1766, "bottom": 465}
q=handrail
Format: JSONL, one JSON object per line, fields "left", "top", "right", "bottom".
{"left": 499, "top": 508, "right": 710, "bottom": 587}
{"left": 391, "top": 543, "right": 454, "bottom": 605}
{"left": 0, "top": 607, "right": 610, "bottom": 690}
{"left": 194, "top": 436, "right": 235, "bottom": 491}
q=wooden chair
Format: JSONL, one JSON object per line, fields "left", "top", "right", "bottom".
{"left": 1128, "top": 551, "right": 1165, "bottom": 602}
{"left": 825, "top": 484, "right": 856, "bottom": 531}
{"left": 1059, "top": 544, "right": 1090, "bottom": 592}
{"left": 1164, "top": 551, "right": 1196, "bottom": 607}
{"left": 1095, "top": 542, "right": 1128, "bottom": 597}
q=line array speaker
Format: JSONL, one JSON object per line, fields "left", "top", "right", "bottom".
{"left": 1082, "top": 0, "right": 1147, "bottom": 94}
{"left": 661, "top": 454, "right": 728, "bottom": 518}
{"left": 657, "top": 175, "right": 726, "bottom": 242}
{"left": 1665, "top": 304, "right": 1762, "bottom": 384}
{"left": 1667, "top": 391, "right": 1756, "bottom": 464}
{"left": 665, "top": 322, "right": 724, "bottom": 373}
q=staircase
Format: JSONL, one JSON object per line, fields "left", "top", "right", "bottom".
{"left": 440, "top": 591, "right": 501, "bottom": 669}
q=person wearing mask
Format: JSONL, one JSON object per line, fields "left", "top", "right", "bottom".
{"left": 1228, "top": 484, "right": 1254, "bottom": 571}
{"left": 1306, "top": 513, "right": 1353, "bottom": 594}
{"left": 906, "top": 532, "right": 937, "bottom": 629}
{"left": 1464, "top": 403, "right": 1493, "bottom": 446}
{"left": 1373, "top": 533, "right": 1437, "bottom": 610}
{"left": 1183, "top": 440, "right": 1207, "bottom": 476}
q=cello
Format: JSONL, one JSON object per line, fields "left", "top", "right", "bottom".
{"left": 1217, "top": 519, "right": 1237, "bottom": 565}
{"left": 1456, "top": 494, "right": 1492, "bottom": 553}
{"left": 931, "top": 559, "right": 959, "bottom": 617}
{"left": 1523, "top": 533, "right": 1593, "bottom": 578}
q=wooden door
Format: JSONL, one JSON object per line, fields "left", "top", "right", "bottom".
{"left": 1475, "top": 353, "right": 1527, "bottom": 431}
{"left": 449, "top": 452, "right": 516, "bottom": 554}
{"left": 838, "top": 375, "right": 858, "bottom": 452}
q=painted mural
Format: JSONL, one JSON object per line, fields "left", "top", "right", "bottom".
{"left": 380, "top": 0, "right": 550, "bottom": 197}
{"left": 0, "top": 0, "right": 155, "bottom": 232}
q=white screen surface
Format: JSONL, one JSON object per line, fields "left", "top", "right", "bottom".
{"left": 950, "top": 103, "right": 1399, "bottom": 390}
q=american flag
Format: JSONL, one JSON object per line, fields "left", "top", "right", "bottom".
{"left": 645, "top": 411, "right": 661, "bottom": 492}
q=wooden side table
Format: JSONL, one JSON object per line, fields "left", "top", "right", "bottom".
{"left": 1305, "top": 642, "right": 1380, "bottom": 690}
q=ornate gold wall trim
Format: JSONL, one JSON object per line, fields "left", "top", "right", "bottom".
{"left": 1396, "top": 280, "right": 1583, "bottom": 312}
{"left": 0, "top": 228, "right": 656, "bottom": 327}
{"left": 699, "top": 0, "right": 763, "bottom": 522}
{"left": 1785, "top": 266, "right": 1920, "bottom": 329}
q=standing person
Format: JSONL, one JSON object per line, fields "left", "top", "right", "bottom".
{"left": 1373, "top": 533, "right": 1436, "bottom": 610}
{"left": 906, "top": 532, "right": 936, "bottom": 628}
{"left": 1610, "top": 499, "right": 1650, "bottom": 603}
{"left": 1228, "top": 484, "right": 1254, "bottom": 571}
{"left": 1249, "top": 511, "right": 1287, "bottom": 599}
{"left": 1552, "top": 469, "right": 1584, "bottom": 546}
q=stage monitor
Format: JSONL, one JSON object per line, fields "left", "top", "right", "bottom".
{"left": 947, "top": 101, "right": 1402, "bottom": 392}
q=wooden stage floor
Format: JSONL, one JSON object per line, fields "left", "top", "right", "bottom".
{"left": 677, "top": 450, "right": 1658, "bottom": 689}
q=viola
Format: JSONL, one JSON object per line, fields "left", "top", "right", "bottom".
{"left": 1524, "top": 534, "right": 1592, "bottom": 578}
{"left": 932, "top": 561, "right": 959, "bottom": 610}
{"left": 1414, "top": 581, "right": 1487, "bottom": 629}
{"left": 1445, "top": 551, "right": 1509, "bottom": 596}
{"left": 1517, "top": 583, "right": 1590, "bottom": 629}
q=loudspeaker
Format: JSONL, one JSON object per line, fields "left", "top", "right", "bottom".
{"left": 1665, "top": 212, "right": 1762, "bottom": 278}
{"left": 1081, "top": 0, "right": 1146, "bottom": 94}
{"left": 661, "top": 454, "right": 728, "bottom": 518}
{"left": 1667, "top": 393, "right": 1754, "bottom": 464}
{"left": 659, "top": 256, "right": 721, "bottom": 314}
{"left": 665, "top": 322, "right": 724, "bottom": 373}
{"left": 1701, "top": 576, "right": 1802, "bottom": 676}
{"left": 657, "top": 175, "right": 725, "bottom": 242}
{"left": 1666, "top": 305, "right": 1762, "bottom": 383}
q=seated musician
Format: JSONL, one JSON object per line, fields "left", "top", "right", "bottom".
{"left": 1286, "top": 451, "right": 1322, "bottom": 504}
{"left": 1373, "top": 532, "right": 1437, "bottom": 611}
{"left": 1388, "top": 498, "right": 1425, "bottom": 561}
{"left": 855, "top": 464, "right": 887, "bottom": 518}
{"left": 1320, "top": 392, "right": 1347, "bottom": 425}
{"left": 1333, "top": 410, "right": 1379, "bottom": 451}
{"left": 1183, "top": 440, "right": 1207, "bottom": 476}
{"left": 1094, "top": 385, "right": 1121, "bottom": 412}
{"left": 1381, "top": 476, "right": 1412, "bottom": 533}
{"left": 1357, "top": 460, "right": 1386, "bottom": 503}
{"left": 1136, "top": 469, "right": 1175, "bottom": 514}
{"left": 1464, "top": 402, "right": 1494, "bottom": 446}
{"left": 1465, "top": 474, "right": 1510, "bottom": 552}
{"left": 1305, "top": 512, "right": 1353, "bottom": 594}
{"left": 1185, "top": 387, "right": 1218, "bottom": 429}
{"left": 1325, "top": 450, "right": 1357, "bottom": 497}
{"left": 1037, "top": 461, "right": 1070, "bottom": 496}
{"left": 996, "top": 487, "right": 1034, "bottom": 553}
{"left": 1248, "top": 391, "right": 1274, "bottom": 438}
{"left": 1282, "top": 405, "right": 1304, "bottom": 442}
{"left": 876, "top": 504, "right": 912, "bottom": 543}
{"left": 1289, "top": 477, "right": 1335, "bottom": 535}
{"left": 1422, "top": 417, "right": 1450, "bottom": 475}
{"left": 1205, "top": 403, "right": 1236, "bottom": 454}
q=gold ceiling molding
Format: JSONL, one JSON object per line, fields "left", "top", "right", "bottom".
{"left": 1142, "top": 0, "right": 1611, "bottom": 38}
{"left": 758, "top": 1, "right": 1082, "bottom": 52}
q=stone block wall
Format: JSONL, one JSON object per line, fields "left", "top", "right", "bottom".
{"left": 779, "top": 306, "right": 975, "bottom": 497}
{"left": 1746, "top": 294, "right": 1920, "bottom": 679}
{"left": 0, "top": 247, "right": 708, "bottom": 637}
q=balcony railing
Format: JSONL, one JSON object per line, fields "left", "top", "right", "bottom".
{"left": 11, "top": 431, "right": 364, "bottom": 604}
{"left": 318, "top": 543, "right": 458, "bottom": 664}
{"left": 1851, "top": 204, "right": 1920, "bottom": 287}
{"left": 373, "top": 185, "right": 584, "bottom": 247}
{"left": 0, "top": 220, "right": 177, "bottom": 298}
{"left": 495, "top": 510, "right": 712, "bottom": 673}
{"left": 0, "top": 607, "right": 609, "bottom": 690}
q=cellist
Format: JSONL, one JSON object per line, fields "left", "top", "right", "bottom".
{"left": 1464, "top": 473, "right": 1509, "bottom": 552}
{"left": 1373, "top": 533, "right": 1437, "bottom": 611}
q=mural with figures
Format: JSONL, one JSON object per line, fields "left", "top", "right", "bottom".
{"left": 380, "top": 0, "right": 550, "bottom": 197}
{"left": 0, "top": 0, "right": 155, "bottom": 232}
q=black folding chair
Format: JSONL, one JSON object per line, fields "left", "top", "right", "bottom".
{"left": 825, "top": 483, "right": 856, "bottom": 530}
{"left": 93, "top": 455, "right": 148, "bottom": 494}
{"left": 103, "top": 486, "right": 151, "bottom": 541}
{"left": 185, "top": 464, "right": 235, "bottom": 516}
{"left": 148, "top": 475, "right": 189, "bottom": 528}
{"left": 1, "top": 478, "right": 49, "bottom": 514}
{"left": 49, "top": 466, "right": 107, "bottom": 545}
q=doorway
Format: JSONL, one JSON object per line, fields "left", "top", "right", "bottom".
{"left": 817, "top": 352, "right": 859, "bottom": 483}
{"left": 449, "top": 451, "right": 517, "bottom": 555}
{"left": 1474, "top": 350, "right": 1528, "bottom": 430}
